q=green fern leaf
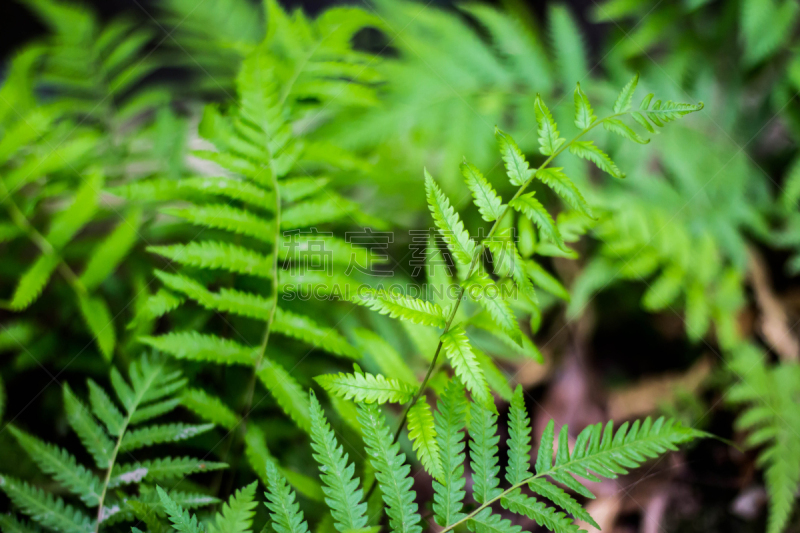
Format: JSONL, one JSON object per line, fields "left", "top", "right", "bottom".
{"left": 462, "top": 271, "right": 521, "bottom": 342}
{"left": 433, "top": 380, "right": 468, "bottom": 527}
{"left": 425, "top": 169, "right": 476, "bottom": 270}
{"left": 613, "top": 73, "right": 639, "bottom": 113}
{"left": 256, "top": 359, "right": 311, "bottom": 432}
{"left": 308, "top": 391, "right": 368, "bottom": 532}
{"left": 77, "top": 294, "right": 116, "bottom": 361}
{"left": 534, "top": 95, "right": 565, "bottom": 156}
{"left": 568, "top": 141, "right": 624, "bottom": 179}
{"left": 470, "top": 400, "right": 502, "bottom": 504}
{"left": 7, "top": 426, "right": 102, "bottom": 507}
{"left": 506, "top": 386, "right": 532, "bottom": 485}
{"left": 208, "top": 481, "right": 258, "bottom": 533}
{"left": 473, "top": 348, "right": 513, "bottom": 402}
{"left": 273, "top": 308, "right": 360, "bottom": 359}
{"left": 265, "top": 460, "right": 310, "bottom": 533}
{"left": 0, "top": 513, "right": 43, "bottom": 533}
{"left": 157, "top": 486, "right": 204, "bottom": 533}
{"left": 163, "top": 204, "right": 274, "bottom": 242}
{"left": 181, "top": 388, "right": 239, "bottom": 431}
{"left": 245, "top": 426, "right": 324, "bottom": 503}
{"left": 87, "top": 379, "right": 125, "bottom": 436}
{"left": 467, "top": 507, "right": 521, "bottom": 533}
{"left": 120, "top": 423, "right": 215, "bottom": 453}
{"left": 510, "top": 193, "right": 565, "bottom": 250}
{"left": 140, "top": 332, "right": 257, "bottom": 366}
{"left": 0, "top": 475, "right": 93, "bottom": 533}
{"left": 549, "top": 4, "right": 588, "bottom": 89}
{"left": 441, "top": 326, "right": 490, "bottom": 404}
{"left": 501, "top": 490, "right": 584, "bottom": 533}
{"left": 496, "top": 129, "right": 533, "bottom": 186}
{"left": 148, "top": 242, "right": 273, "bottom": 278}
{"left": 316, "top": 370, "right": 416, "bottom": 404}
{"left": 407, "top": 397, "right": 443, "bottom": 480}
{"left": 535, "top": 167, "right": 593, "bottom": 217}
{"left": 79, "top": 208, "right": 142, "bottom": 290}
{"left": 351, "top": 329, "right": 417, "bottom": 386}
{"left": 602, "top": 118, "right": 649, "bottom": 144}
{"left": 109, "top": 457, "right": 227, "bottom": 488}
{"left": 63, "top": 384, "right": 114, "bottom": 469}
{"left": 9, "top": 254, "right": 59, "bottom": 311}
{"left": 573, "top": 83, "right": 596, "bottom": 130}
{"left": 357, "top": 402, "right": 422, "bottom": 533}
{"left": 281, "top": 194, "right": 357, "bottom": 229}
{"left": 352, "top": 288, "right": 447, "bottom": 328}
{"left": 528, "top": 478, "right": 598, "bottom": 529}
{"left": 461, "top": 161, "right": 504, "bottom": 221}
{"left": 485, "top": 237, "right": 535, "bottom": 302}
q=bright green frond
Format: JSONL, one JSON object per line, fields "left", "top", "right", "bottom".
{"left": 140, "top": 332, "right": 257, "bottom": 366}
{"left": 506, "top": 386, "right": 532, "bottom": 485}
{"left": 181, "top": 388, "right": 239, "bottom": 431}
{"left": 108, "top": 457, "right": 227, "bottom": 488}
{"left": 441, "top": 327, "right": 489, "bottom": 404}
{"left": 208, "top": 481, "right": 258, "bottom": 533}
{"left": 157, "top": 486, "right": 204, "bottom": 533}
{"left": 308, "top": 391, "right": 368, "bottom": 533}
{"left": 352, "top": 288, "right": 447, "bottom": 328}
{"left": 120, "top": 423, "right": 215, "bottom": 453}
{"left": 534, "top": 95, "right": 565, "bottom": 156}
{"left": 0, "top": 475, "right": 94, "bottom": 533}
{"left": 496, "top": 129, "right": 533, "bottom": 187}
{"left": 433, "top": 380, "right": 468, "bottom": 527}
{"left": 461, "top": 161, "right": 504, "bottom": 221}
{"left": 469, "top": 400, "right": 502, "bottom": 504}
{"left": 265, "top": 461, "right": 310, "bottom": 533}
{"left": 407, "top": 397, "right": 443, "bottom": 480}
{"left": 63, "top": 384, "right": 114, "bottom": 469}
{"left": 573, "top": 83, "right": 596, "bottom": 130}
{"left": 148, "top": 242, "right": 273, "bottom": 278}
{"left": 357, "top": 402, "right": 422, "bottom": 533}
{"left": 425, "top": 169, "right": 477, "bottom": 269}
{"left": 7, "top": 426, "right": 102, "bottom": 507}
{"left": 316, "top": 370, "right": 416, "bottom": 404}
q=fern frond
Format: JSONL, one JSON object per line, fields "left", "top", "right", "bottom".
{"left": 425, "top": 169, "right": 477, "bottom": 269}
{"left": 148, "top": 242, "right": 273, "bottom": 278}
{"left": 120, "top": 423, "right": 215, "bottom": 453}
{"left": 62, "top": 384, "right": 114, "bottom": 469}
{"left": 506, "top": 386, "right": 531, "bottom": 485}
{"left": 79, "top": 209, "right": 142, "bottom": 291}
{"left": 316, "top": 370, "right": 416, "bottom": 404}
{"left": 181, "top": 388, "right": 239, "bottom": 431}
{"left": 463, "top": 271, "right": 520, "bottom": 341}
{"left": 469, "top": 401, "right": 502, "bottom": 504}
{"left": 0, "top": 475, "right": 93, "bottom": 533}
{"left": 509, "top": 193, "right": 564, "bottom": 249}
{"left": 9, "top": 254, "right": 59, "bottom": 311}
{"left": 108, "top": 457, "right": 227, "bottom": 488}
{"left": 501, "top": 490, "right": 584, "bottom": 533}
{"left": 535, "top": 167, "right": 593, "bottom": 217}
{"left": 441, "top": 326, "right": 489, "bottom": 404}
{"left": 432, "top": 380, "right": 468, "bottom": 527}
{"left": 272, "top": 308, "right": 360, "bottom": 359}
{"left": 207, "top": 481, "right": 257, "bottom": 533}
{"left": 352, "top": 288, "right": 447, "bottom": 328}
{"left": 76, "top": 294, "right": 115, "bottom": 361}
{"left": 573, "top": 83, "right": 597, "bottom": 130}
{"left": 7, "top": 427, "right": 102, "bottom": 507}
{"left": 86, "top": 379, "right": 124, "bottom": 436}
{"left": 308, "top": 391, "right": 368, "bottom": 533}
{"left": 496, "top": 129, "right": 533, "bottom": 186}
{"left": 256, "top": 359, "right": 311, "bottom": 432}
{"left": 357, "top": 402, "right": 422, "bottom": 533}
{"left": 140, "top": 332, "right": 257, "bottom": 366}
{"left": 613, "top": 73, "right": 639, "bottom": 113}
{"left": 534, "top": 95, "right": 565, "bottom": 156}
{"left": 568, "top": 142, "right": 624, "bottom": 179}
{"left": 162, "top": 204, "right": 274, "bottom": 242}
{"left": 461, "top": 161, "right": 504, "bottom": 221}
{"left": 468, "top": 507, "right": 521, "bottom": 533}
{"left": 407, "top": 397, "right": 443, "bottom": 480}
{"left": 528, "top": 478, "right": 598, "bottom": 529}
{"left": 157, "top": 487, "right": 204, "bottom": 533}
{"left": 265, "top": 461, "right": 310, "bottom": 533}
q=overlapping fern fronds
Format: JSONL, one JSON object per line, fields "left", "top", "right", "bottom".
{"left": 728, "top": 344, "right": 800, "bottom": 533}
{"left": 318, "top": 77, "right": 703, "bottom": 478}
{"left": 109, "top": 4, "right": 386, "bottom": 500}
{"left": 152, "top": 382, "right": 705, "bottom": 533}
{"left": 0, "top": 356, "right": 223, "bottom": 532}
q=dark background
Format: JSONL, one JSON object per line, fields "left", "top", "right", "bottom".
{"left": 0, "top": 0, "right": 604, "bottom": 61}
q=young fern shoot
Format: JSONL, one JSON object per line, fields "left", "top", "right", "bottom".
{"left": 317, "top": 75, "right": 704, "bottom": 480}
